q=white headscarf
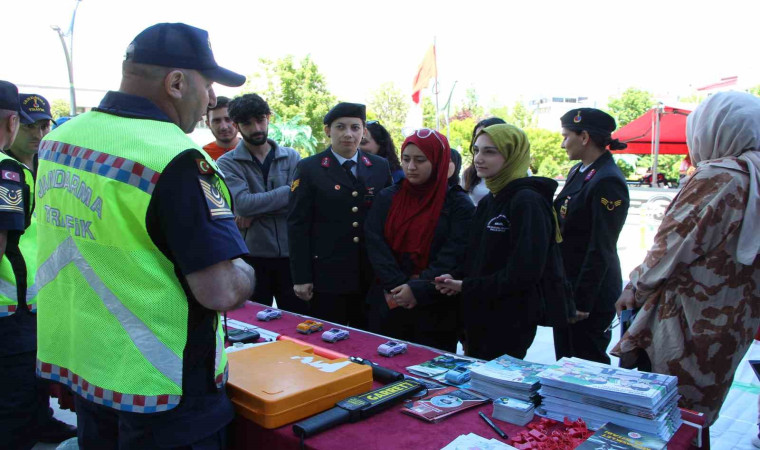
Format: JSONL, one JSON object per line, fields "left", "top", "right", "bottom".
{"left": 686, "top": 91, "right": 760, "bottom": 265}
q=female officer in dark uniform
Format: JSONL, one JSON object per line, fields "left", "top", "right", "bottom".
{"left": 554, "top": 108, "right": 630, "bottom": 364}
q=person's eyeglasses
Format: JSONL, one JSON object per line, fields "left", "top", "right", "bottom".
{"left": 405, "top": 128, "right": 447, "bottom": 151}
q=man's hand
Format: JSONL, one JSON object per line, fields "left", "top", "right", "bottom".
{"left": 235, "top": 216, "right": 253, "bottom": 230}
{"left": 294, "top": 283, "right": 313, "bottom": 301}
{"left": 615, "top": 288, "right": 636, "bottom": 316}
{"left": 433, "top": 274, "right": 463, "bottom": 296}
{"left": 389, "top": 284, "right": 417, "bottom": 309}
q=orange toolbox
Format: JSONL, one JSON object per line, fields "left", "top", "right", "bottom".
{"left": 226, "top": 340, "right": 373, "bottom": 429}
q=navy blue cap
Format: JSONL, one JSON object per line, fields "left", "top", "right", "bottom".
{"left": 0, "top": 81, "right": 20, "bottom": 112}
{"left": 19, "top": 93, "right": 52, "bottom": 124}
{"left": 125, "top": 23, "right": 245, "bottom": 87}
{"left": 560, "top": 108, "right": 617, "bottom": 136}
{"left": 323, "top": 102, "right": 366, "bottom": 126}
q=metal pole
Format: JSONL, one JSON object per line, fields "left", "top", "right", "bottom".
{"left": 53, "top": 27, "right": 76, "bottom": 116}
{"left": 51, "top": 0, "right": 81, "bottom": 117}
{"left": 433, "top": 37, "right": 440, "bottom": 131}
{"left": 651, "top": 104, "right": 662, "bottom": 187}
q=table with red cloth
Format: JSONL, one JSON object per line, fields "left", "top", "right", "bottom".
{"left": 228, "top": 302, "right": 704, "bottom": 450}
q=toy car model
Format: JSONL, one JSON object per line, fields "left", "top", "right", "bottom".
{"left": 256, "top": 308, "right": 282, "bottom": 322}
{"left": 377, "top": 340, "right": 407, "bottom": 357}
{"left": 321, "top": 328, "right": 350, "bottom": 343}
{"left": 444, "top": 366, "right": 471, "bottom": 384}
{"left": 296, "top": 320, "right": 324, "bottom": 335}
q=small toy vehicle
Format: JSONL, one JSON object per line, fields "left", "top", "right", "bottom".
{"left": 377, "top": 340, "right": 407, "bottom": 357}
{"left": 444, "top": 366, "right": 471, "bottom": 384}
{"left": 256, "top": 308, "right": 282, "bottom": 322}
{"left": 296, "top": 320, "right": 324, "bottom": 335}
{"left": 321, "top": 328, "right": 350, "bottom": 343}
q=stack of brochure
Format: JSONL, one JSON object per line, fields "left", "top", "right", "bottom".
{"left": 468, "top": 354, "right": 548, "bottom": 403}
{"left": 536, "top": 357, "right": 682, "bottom": 442}
{"left": 492, "top": 396, "right": 535, "bottom": 426}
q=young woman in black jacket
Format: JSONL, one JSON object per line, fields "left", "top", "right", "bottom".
{"left": 365, "top": 129, "right": 474, "bottom": 352}
{"left": 435, "top": 124, "right": 566, "bottom": 360}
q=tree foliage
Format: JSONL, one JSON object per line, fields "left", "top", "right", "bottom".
{"left": 51, "top": 99, "right": 70, "bottom": 119}
{"left": 366, "top": 82, "right": 409, "bottom": 152}
{"left": 607, "top": 88, "right": 654, "bottom": 127}
{"left": 524, "top": 128, "right": 568, "bottom": 178}
{"left": 244, "top": 55, "right": 336, "bottom": 151}
{"left": 748, "top": 85, "right": 760, "bottom": 97}
{"left": 268, "top": 114, "right": 318, "bottom": 157}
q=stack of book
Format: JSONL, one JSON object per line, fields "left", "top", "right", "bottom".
{"left": 492, "top": 396, "right": 535, "bottom": 426}
{"left": 536, "top": 357, "right": 682, "bottom": 441}
{"left": 468, "top": 354, "right": 548, "bottom": 404}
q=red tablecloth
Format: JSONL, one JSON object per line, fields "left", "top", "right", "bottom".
{"left": 228, "top": 302, "right": 704, "bottom": 450}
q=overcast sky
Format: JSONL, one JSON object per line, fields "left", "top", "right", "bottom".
{"left": 3, "top": 0, "right": 759, "bottom": 110}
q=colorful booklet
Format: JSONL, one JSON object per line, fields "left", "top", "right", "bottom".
{"left": 406, "top": 354, "right": 480, "bottom": 378}
{"left": 401, "top": 386, "right": 489, "bottom": 423}
{"left": 575, "top": 422, "right": 667, "bottom": 450}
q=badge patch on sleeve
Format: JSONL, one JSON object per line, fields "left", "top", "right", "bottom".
{"left": 0, "top": 185, "right": 23, "bottom": 213}
{"left": 198, "top": 176, "right": 234, "bottom": 220}
{"left": 196, "top": 158, "right": 214, "bottom": 175}
{"left": 601, "top": 198, "right": 622, "bottom": 211}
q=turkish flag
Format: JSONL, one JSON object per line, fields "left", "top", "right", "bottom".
{"left": 411, "top": 45, "right": 437, "bottom": 105}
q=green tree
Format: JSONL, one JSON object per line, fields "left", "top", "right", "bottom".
{"left": 607, "top": 88, "right": 654, "bottom": 127}
{"left": 748, "top": 85, "right": 760, "bottom": 97}
{"left": 446, "top": 118, "right": 477, "bottom": 162}
{"left": 421, "top": 97, "right": 438, "bottom": 129}
{"left": 51, "top": 99, "right": 70, "bottom": 119}
{"left": 268, "top": 114, "right": 318, "bottom": 157}
{"left": 244, "top": 55, "right": 336, "bottom": 151}
{"left": 524, "top": 128, "right": 568, "bottom": 177}
{"left": 366, "top": 82, "right": 409, "bottom": 150}
{"left": 509, "top": 101, "right": 536, "bottom": 129}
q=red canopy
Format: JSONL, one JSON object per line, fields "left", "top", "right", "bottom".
{"left": 611, "top": 106, "right": 691, "bottom": 155}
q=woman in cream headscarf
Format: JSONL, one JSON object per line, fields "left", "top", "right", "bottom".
{"left": 613, "top": 91, "right": 760, "bottom": 425}
{"left": 435, "top": 124, "right": 569, "bottom": 360}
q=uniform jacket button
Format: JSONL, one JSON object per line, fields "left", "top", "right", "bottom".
{"left": 352, "top": 191, "right": 359, "bottom": 197}
{"left": 351, "top": 206, "right": 358, "bottom": 213}
{"left": 352, "top": 222, "right": 359, "bottom": 228}
{"left": 353, "top": 237, "right": 360, "bottom": 243}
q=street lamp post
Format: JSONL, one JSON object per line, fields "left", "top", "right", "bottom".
{"left": 51, "top": 0, "right": 82, "bottom": 117}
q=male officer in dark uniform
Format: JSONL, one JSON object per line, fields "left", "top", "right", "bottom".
{"left": 554, "top": 108, "right": 629, "bottom": 364}
{"left": 288, "top": 102, "right": 391, "bottom": 327}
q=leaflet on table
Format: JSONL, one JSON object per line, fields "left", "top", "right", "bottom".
{"left": 469, "top": 354, "right": 549, "bottom": 390}
{"left": 442, "top": 433, "right": 518, "bottom": 450}
{"left": 575, "top": 422, "right": 667, "bottom": 450}
{"left": 539, "top": 384, "right": 680, "bottom": 418}
{"left": 536, "top": 403, "right": 681, "bottom": 442}
{"left": 539, "top": 395, "right": 679, "bottom": 432}
{"left": 406, "top": 354, "right": 480, "bottom": 377}
{"left": 401, "top": 385, "right": 489, "bottom": 423}
{"left": 536, "top": 357, "right": 677, "bottom": 408}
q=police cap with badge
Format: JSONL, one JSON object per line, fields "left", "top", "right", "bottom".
{"left": 18, "top": 93, "right": 52, "bottom": 125}
{"left": 560, "top": 108, "right": 617, "bottom": 135}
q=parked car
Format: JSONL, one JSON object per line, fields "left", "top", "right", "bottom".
{"left": 377, "top": 340, "right": 407, "bottom": 357}
{"left": 296, "top": 320, "right": 324, "bottom": 335}
{"left": 256, "top": 308, "right": 282, "bottom": 322}
{"left": 321, "top": 328, "right": 350, "bottom": 343}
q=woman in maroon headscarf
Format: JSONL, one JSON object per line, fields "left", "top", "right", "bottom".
{"left": 364, "top": 129, "right": 475, "bottom": 352}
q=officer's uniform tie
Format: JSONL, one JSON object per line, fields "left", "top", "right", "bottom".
{"left": 342, "top": 160, "right": 358, "bottom": 185}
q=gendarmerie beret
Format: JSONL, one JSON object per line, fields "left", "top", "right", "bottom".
{"left": 560, "top": 108, "right": 617, "bottom": 135}
{"left": 323, "top": 102, "right": 366, "bottom": 126}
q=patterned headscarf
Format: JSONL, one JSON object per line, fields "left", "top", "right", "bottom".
{"left": 478, "top": 124, "right": 531, "bottom": 195}
{"left": 686, "top": 91, "right": 760, "bottom": 265}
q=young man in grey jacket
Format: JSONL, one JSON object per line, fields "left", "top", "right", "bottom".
{"left": 218, "top": 94, "right": 305, "bottom": 313}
